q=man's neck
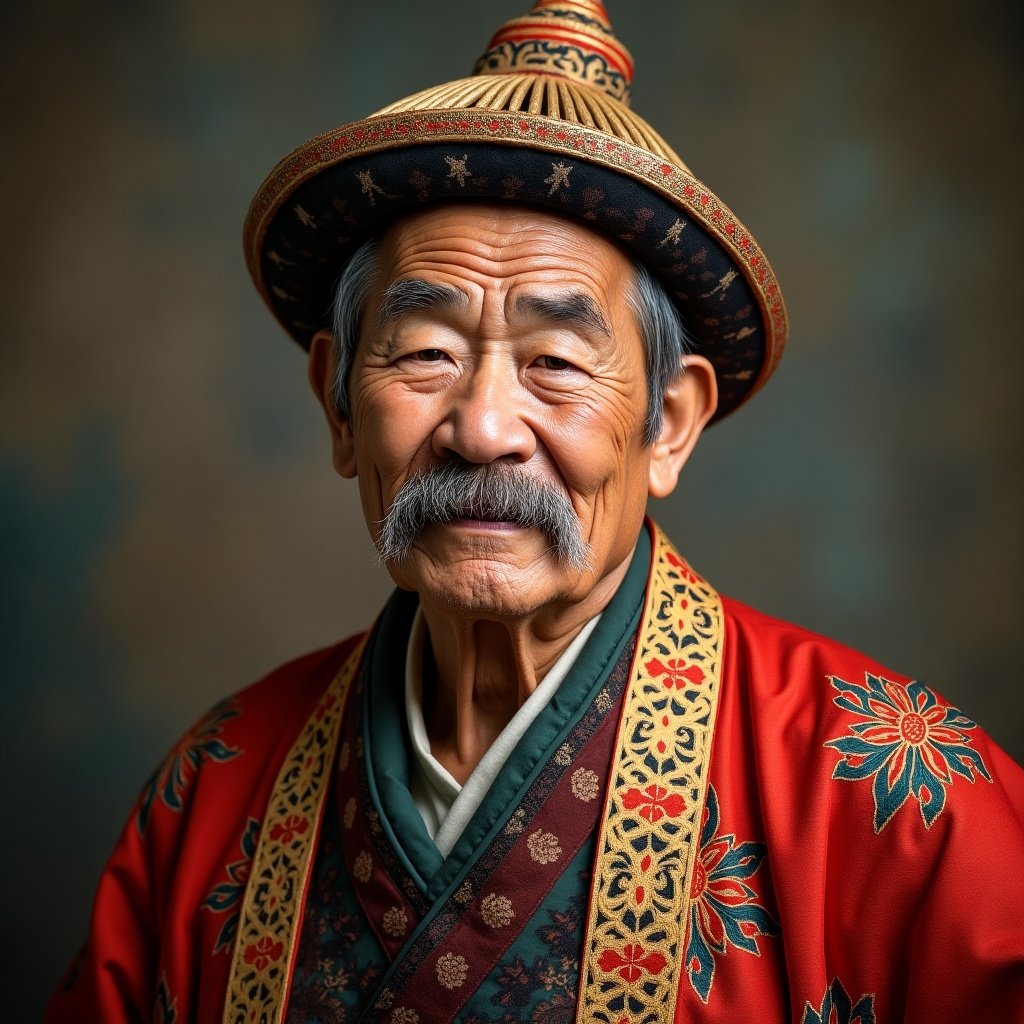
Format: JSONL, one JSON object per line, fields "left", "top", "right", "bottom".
{"left": 418, "top": 553, "right": 633, "bottom": 784}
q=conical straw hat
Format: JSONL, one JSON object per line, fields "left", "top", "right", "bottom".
{"left": 244, "top": 1, "right": 786, "bottom": 420}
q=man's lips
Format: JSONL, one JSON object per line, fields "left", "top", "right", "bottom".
{"left": 444, "top": 517, "right": 525, "bottom": 532}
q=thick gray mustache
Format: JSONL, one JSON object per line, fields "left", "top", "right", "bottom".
{"left": 375, "top": 460, "right": 592, "bottom": 571}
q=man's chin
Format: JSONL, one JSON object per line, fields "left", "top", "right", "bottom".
{"left": 384, "top": 542, "right": 581, "bottom": 620}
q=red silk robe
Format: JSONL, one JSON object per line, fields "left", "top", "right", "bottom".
{"left": 46, "top": 526, "right": 1024, "bottom": 1023}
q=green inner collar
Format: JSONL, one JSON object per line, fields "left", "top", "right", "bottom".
{"left": 362, "top": 524, "right": 651, "bottom": 897}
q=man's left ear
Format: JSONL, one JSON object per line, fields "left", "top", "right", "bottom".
{"left": 648, "top": 354, "right": 718, "bottom": 498}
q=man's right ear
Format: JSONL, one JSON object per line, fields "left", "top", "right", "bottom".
{"left": 308, "top": 329, "right": 357, "bottom": 479}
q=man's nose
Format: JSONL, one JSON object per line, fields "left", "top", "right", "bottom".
{"left": 431, "top": 358, "right": 536, "bottom": 464}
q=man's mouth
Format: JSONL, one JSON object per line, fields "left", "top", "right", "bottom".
{"left": 446, "top": 516, "right": 522, "bottom": 531}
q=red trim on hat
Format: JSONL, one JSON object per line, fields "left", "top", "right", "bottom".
{"left": 487, "top": 26, "right": 633, "bottom": 79}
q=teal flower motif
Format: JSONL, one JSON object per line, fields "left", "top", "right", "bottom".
{"left": 202, "top": 816, "right": 260, "bottom": 954}
{"left": 825, "top": 674, "right": 991, "bottom": 832}
{"left": 684, "top": 785, "right": 780, "bottom": 1003}
{"left": 801, "top": 977, "right": 875, "bottom": 1024}
{"left": 135, "top": 699, "right": 241, "bottom": 835}
{"left": 153, "top": 972, "right": 177, "bottom": 1024}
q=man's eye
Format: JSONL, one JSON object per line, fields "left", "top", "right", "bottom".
{"left": 535, "top": 355, "right": 572, "bottom": 370}
{"left": 411, "top": 349, "right": 447, "bottom": 362}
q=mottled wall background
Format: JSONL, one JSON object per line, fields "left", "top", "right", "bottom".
{"left": 2, "top": 1, "right": 1021, "bottom": 1017}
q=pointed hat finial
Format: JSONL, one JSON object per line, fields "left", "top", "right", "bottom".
{"left": 473, "top": 0, "right": 634, "bottom": 104}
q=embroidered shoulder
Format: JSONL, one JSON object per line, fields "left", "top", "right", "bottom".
{"left": 824, "top": 674, "right": 992, "bottom": 832}
{"left": 133, "top": 636, "right": 363, "bottom": 838}
{"left": 135, "top": 698, "right": 242, "bottom": 836}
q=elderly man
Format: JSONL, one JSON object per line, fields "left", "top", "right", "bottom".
{"left": 47, "top": 3, "right": 1023, "bottom": 1023}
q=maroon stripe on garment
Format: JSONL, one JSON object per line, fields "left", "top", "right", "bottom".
{"left": 377, "top": 639, "right": 633, "bottom": 1023}
{"left": 334, "top": 682, "right": 421, "bottom": 962}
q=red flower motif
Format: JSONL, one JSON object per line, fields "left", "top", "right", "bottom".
{"left": 597, "top": 943, "right": 668, "bottom": 983}
{"left": 666, "top": 550, "right": 702, "bottom": 583}
{"left": 645, "top": 657, "right": 705, "bottom": 689}
{"left": 621, "top": 784, "right": 686, "bottom": 823}
{"left": 269, "top": 814, "right": 309, "bottom": 844}
{"left": 243, "top": 937, "right": 283, "bottom": 971}
{"left": 314, "top": 694, "right": 337, "bottom": 721}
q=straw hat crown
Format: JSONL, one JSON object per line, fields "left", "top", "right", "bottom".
{"left": 377, "top": 1, "right": 687, "bottom": 170}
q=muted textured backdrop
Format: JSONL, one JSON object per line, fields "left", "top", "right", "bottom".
{"left": 3, "top": 1, "right": 1022, "bottom": 1018}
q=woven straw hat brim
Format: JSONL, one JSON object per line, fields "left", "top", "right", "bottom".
{"left": 245, "top": 104, "right": 786, "bottom": 423}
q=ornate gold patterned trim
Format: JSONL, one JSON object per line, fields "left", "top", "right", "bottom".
{"left": 221, "top": 637, "right": 367, "bottom": 1024}
{"left": 576, "top": 523, "right": 724, "bottom": 1024}
{"left": 473, "top": 1, "right": 635, "bottom": 104}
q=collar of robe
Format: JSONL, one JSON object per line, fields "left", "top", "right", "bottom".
{"left": 221, "top": 518, "right": 724, "bottom": 1024}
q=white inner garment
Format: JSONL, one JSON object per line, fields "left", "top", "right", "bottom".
{"left": 404, "top": 606, "right": 601, "bottom": 857}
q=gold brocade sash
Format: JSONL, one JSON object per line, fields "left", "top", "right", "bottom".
{"left": 221, "top": 523, "right": 722, "bottom": 1024}
{"left": 221, "top": 635, "right": 367, "bottom": 1024}
{"left": 575, "top": 525, "right": 723, "bottom": 1024}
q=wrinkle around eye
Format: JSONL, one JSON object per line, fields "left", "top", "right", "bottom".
{"left": 524, "top": 369, "right": 593, "bottom": 403}
{"left": 389, "top": 350, "right": 460, "bottom": 389}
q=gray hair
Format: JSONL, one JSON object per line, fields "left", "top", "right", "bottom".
{"left": 329, "top": 234, "right": 692, "bottom": 445}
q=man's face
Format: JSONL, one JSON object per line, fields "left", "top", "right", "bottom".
{"left": 330, "top": 203, "right": 663, "bottom": 619}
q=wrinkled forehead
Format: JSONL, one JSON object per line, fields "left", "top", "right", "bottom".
{"left": 372, "top": 201, "right": 638, "bottom": 306}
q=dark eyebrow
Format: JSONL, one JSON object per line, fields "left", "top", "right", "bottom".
{"left": 374, "top": 278, "right": 467, "bottom": 330}
{"left": 513, "top": 291, "right": 611, "bottom": 338}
